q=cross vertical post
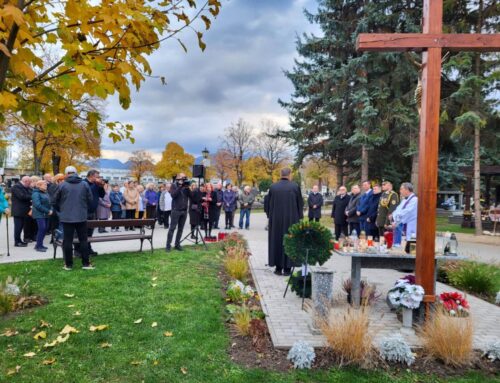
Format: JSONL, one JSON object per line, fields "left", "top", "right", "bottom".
{"left": 414, "top": 0, "right": 443, "bottom": 304}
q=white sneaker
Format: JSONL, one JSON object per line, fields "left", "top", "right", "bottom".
{"left": 63, "top": 265, "right": 72, "bottom": 271}
{"left": 82, "top": 265, "right": 95, "bottom": 270}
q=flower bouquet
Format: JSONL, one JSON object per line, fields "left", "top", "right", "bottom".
{"left": 439, "top": 291, "right": 470, "bottom": 317}
{"left": 387, "top": 279, "right": 425, "bottom": 310}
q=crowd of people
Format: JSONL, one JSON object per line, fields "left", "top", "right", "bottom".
{"left": 0, "top": 168, "right": 259, "bottom": 265}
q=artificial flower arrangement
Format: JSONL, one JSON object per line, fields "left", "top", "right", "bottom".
{"left": 439, "top": 291, "right": 470, "bottom": 317}
{"left": 387, "top": 276, "right": 425, "bottom": 310}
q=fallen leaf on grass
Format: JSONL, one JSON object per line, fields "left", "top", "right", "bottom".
{"left": 60, "top": 325, "right": 79, "bottom": 335}
{"left": 40, "top": 320, "right": 51, "bottom": 328}
{"left": 130, "top": 360, "right": 142, "bottom": 366}
{"left": 0, "top": 329, "right": 18, "bottom": 337}
{"left": 151, "top": 283, "right": 158, "bottom": 288}
{"left": 43, "top": 340, "right": 58, "bottom": 348}
{"left": 100, "top": 342, "right": 112, "bottom": 348}
{"left": 152, "top": 277, "right": 158, "bottom": 281}
{"left": 89, "top": 325, "right": 108, "bottom": 332}
{"left": 64, "top": 294, "right": 75, "bottom": 298}
{"left": 23, "top": 352, "right": 36, "bottom": 358}
{"left": 73, "top": 311, "right": 81, "bottom": 316}
{"left": 42, "top": 358, "right": 56, "bottom": 365}
{"left": 163, "top": 331, "right": 173, "bottom": 337}
{"left": 56, "top": 334, "right": 70, "bottom": 344}
{"left": 67, "top": 304, "right": 75, "bottom": 308}
{"left": 134, "top": 318, "right": 143, "bottom": 324}
{"left": 33, "top": 331, "right": 47, "bottom": 340}
{"left": 153, "top": 360, "right": 159, "bottom": 366}
{"left": 6, "top": 365, "right": 21, "bottom": 376}
{"left": 181, "top": 367, "right": 188, "bottom": 375}
{"left": 151, "top": 322, "right": 158, "bottom": 328}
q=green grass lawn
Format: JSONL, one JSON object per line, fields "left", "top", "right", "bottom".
{"left": 0, "top": 248, "right": 494, "bottom": 382}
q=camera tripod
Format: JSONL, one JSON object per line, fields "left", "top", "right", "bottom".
{"left": 180, "top": 223, "right": 208, "bottom": 250}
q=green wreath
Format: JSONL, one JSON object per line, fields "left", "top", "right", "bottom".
{"left": 283, "top": 219, "right": 334, "bottom": 266}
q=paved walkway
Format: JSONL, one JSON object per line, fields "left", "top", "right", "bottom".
{"left": 240, "top": 214, "right": 500, "bottom": 349}
{"left": 1, "top": 214, "right": 499, "bottom": 350}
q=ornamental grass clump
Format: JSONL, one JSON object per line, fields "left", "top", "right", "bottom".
{"left": 233, "top": 305, "right": 252, "bottom": 336}
{"left": 224, "top": 252, "right": 248, "bottom": 281}
{"left": 320, "top": 307, "right": 373, "bottom": 367}
{"left": 420, "top": 307, "right": 474, "bottom": 367}
{"left": 447, "top": 261, "right": 500, "bottom": 300}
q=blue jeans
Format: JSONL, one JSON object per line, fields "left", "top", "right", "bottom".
{"left": 394, "top": 223, "right": 403, "bottom": 245}
{"left": 239, "top": 208, "right": 251, "bottom": 229}
{"left": 36, "top": 218, "right": 48, "bottom": 249}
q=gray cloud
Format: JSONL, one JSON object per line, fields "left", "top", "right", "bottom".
{"left": 103, "top": 0, "right": 319, "bottom": 161}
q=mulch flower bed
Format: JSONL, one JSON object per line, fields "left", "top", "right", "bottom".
{"left": 218, "top": 236, "right": 500, "bottom": 377}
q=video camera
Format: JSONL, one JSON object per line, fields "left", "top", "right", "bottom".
{"left": 174, "top": 176, "right": 191, "bottom": 187}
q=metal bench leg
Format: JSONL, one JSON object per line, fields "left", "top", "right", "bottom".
{"left": 140, "top": 238, "right": 144, "bottom": 252}
{"left": 149, "top": 239, "right": 154, "bottom": 253}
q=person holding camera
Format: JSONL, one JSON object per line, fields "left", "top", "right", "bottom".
{"left": 166, "top": 173, "right": 190, "bottom": 252}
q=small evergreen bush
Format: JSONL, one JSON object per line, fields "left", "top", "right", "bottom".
{"left": 379, "top": 336, "right": 415, "bottom": 366}
{"left": 287, "top": 340, "right": 316, "bottom": 369}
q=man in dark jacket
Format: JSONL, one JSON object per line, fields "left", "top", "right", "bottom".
{"left": 331, "top": 186, "right": 350, "bottom": 240}
{"left": 307, "top": 185, "right": 323, "bottom": 222}
{"left": 53, "top": 166, "right": 94, "bottom": 270}
{"left": 345, "top": 184, "right": 361, "bottom": 235}
{"left": 268, "top": 168, "right": 304, "bottom": 276}
{"left": 365, "top": 184, "right": 382, "bottom": 239}
{"left": 166, "top": 173, "right": 190, "bottom": 252}
{"left": 76, "top": 169, "right": 105, "bottom": 256}
{"left": 213, "top": 182, "right": 223, "bottom": 229}
{"left": 11, "top": 176, "right": 32, "bottom": 247}
{"left": 44, "top": 173, "right": 58, "bottom": 237}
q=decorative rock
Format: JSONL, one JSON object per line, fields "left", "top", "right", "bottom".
{"left": 311, "top": 268, "right": 334, "bottom": 319}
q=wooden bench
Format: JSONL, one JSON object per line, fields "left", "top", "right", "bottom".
{"left": 53, "top": 219, "right": 156, "bottom": 259}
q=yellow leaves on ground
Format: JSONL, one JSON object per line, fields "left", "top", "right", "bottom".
{"left": 151, "top": 322, "right": 158, "bottom": 328}
{"left": 163, "top": 331, "right": 174, "bottom": 337}
{"left": 60, "top": 325, "right": 79, "bottom": 335}
{"left": 100, "top": 342, "right": 112, "bottom": 348}
{"left": 40, "top": 320, "right": 51, "bottom": 328}
{"left": 33, "top": 331, "right": 47, "bottom": 340}
{"left": 130, "top": 360, "right": 142, "bottom": 366}
{"left": 42, "top": 358, "right": 56, "bottom": 366}
{"left": 134, "top": 318, "right": 143, "bottom": 324}
{"left": 0, "top": 329, "right": 18, "bottom": 337}
{"left": 74, "top": 311, "right": 82, "bottom": 316}
{"left": 56, "top": 334, "right": 70, "bottom": 344}
{"left": 43, "top": 340, "right": 58, "bottom": 349}
{"left": 64, "top": 294, "right": 75, "bottom": 298}
{"left": 23, "top": 352, "right": 36, "bottom": 358}
{"left": 181, "top": 367, "right": 188, "bottom": 375}
{"left": 152, "top": 277, "right": 158, "bottom": 281}
{"left": 151, "top": 283, "right": 158, "bottom": 288}
{"left": 67, "top": 304, "right": 75, "bottom": 308}
{"left": 6, "top": 365, "right": 21, "bottom": 376}
{"left": 89, "top": 324, "right": 109, "bottom": 332}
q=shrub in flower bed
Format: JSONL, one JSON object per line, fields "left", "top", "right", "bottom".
{"left": 420, "top": 307, "right": 474, "bottom": 367}
{"left": 342, "top": 278, "right": 381, "bottom": 306}
{"left": 221, "top": 232, "right": 247, "bottom": 251}
{"left": 226, "top": 280, "right": 255, "bottom": 303}
{"left": 287, "top": 340, "right": 316, "bottom": 369}
{"left": 378, "top": 336, "right": 415, "bottom": 366}
{"left": 439, "top": 292, "right": 470, "bottom": 317}
{"left": 224, "top": 248, "right": 249, "bottom": 281}
{"left": 444, "top": 260, "right": 500, "bottom": 301}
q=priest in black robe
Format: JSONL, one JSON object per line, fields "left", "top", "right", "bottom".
{"left": 268, "top": 168, "right": 304, "bottom": 276}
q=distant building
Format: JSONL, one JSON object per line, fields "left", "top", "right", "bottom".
{"left": 81, "top": 159, "right": 165, "bottom": 184}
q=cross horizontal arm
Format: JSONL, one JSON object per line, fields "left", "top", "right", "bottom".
{"left": 357, "top": 33, "right": 500, "bottom": 52}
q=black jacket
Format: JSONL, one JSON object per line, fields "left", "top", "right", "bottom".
{"left": 53, "top": 175, "right": 93, "bottom": 223}
{"left": 307, "top": 192, "right": 323, "bottom": 219}
{"left": 84, "top": 179, "right": 105, "bottom": 214}
{"left": 331, "top": 194, "right": 350, "bottom": 225}
{"left": 170, "top": 182, "right": 189, "bottom": 211}
{"left": 11, "top": 183, "right": 32, "bottom": 217}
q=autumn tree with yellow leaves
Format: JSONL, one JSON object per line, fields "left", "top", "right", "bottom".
{"left": 155, "top": 142, "right": 194, "bottom": 180}
{"left": 0, "top": 0, "right": 221, "bottom": 143}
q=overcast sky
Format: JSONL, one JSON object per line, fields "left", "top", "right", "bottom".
{"left": 101, "top": 0, "right": 319, "bottom": 162}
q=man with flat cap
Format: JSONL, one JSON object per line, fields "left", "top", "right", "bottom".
{"left": 376, "top": 180, "right": 399, "bottom": 239}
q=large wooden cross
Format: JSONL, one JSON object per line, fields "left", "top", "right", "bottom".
{"left": 356, "top": 1, "right": 500, "bottom": 305}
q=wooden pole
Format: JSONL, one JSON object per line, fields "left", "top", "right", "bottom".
{"left": 414, "top": 0, "right": 442, "bottom": 304}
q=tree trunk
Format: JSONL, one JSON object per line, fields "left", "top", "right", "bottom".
{"left": 52, "top": 151, "right": 61, "bottom": 175}
{"left": 361, "top": 145, "right": 369, "bottom": 181}
{"left": 473, "top": 121, "right": 482, "bottom": 235}
{"left": 32, "top": 138, "right": 40, "bottom": 175}
{"left": 411, "top": 152, "right": 419, "bottom": 190}
{"left": 336, "top": 163, "right": 343, "bottom": 188}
